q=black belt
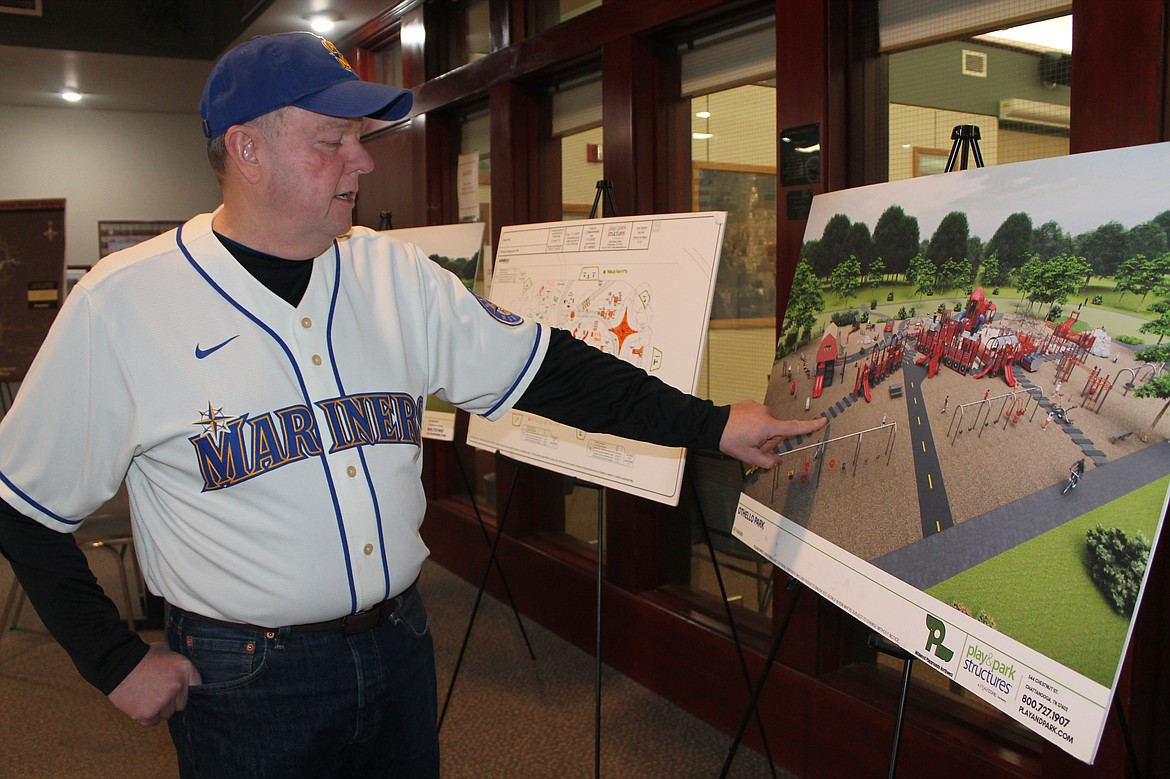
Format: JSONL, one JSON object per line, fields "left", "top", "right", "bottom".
{"left": 170, "top": 578, "right": 418, "bottom": 637}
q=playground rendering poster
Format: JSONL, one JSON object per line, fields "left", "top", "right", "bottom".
{"left": 732, "top": 142, "right": 1170, "bottom": 762}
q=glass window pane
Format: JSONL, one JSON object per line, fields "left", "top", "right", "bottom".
{"left": 690, "top": 84, "right": 777, "bottom": 407}
{"left": 685, "top": 31, "right": 777, "bottom": 614}
{"left": 375, "top": 36, "right": 403, "bottom": 89}
{"left": 448, "top": 108, "right": 494, "bottom": 510}
{"left": 460, "top": 110, "right": 493, "bottom": 288}
{"left": 888, "top": 13, "right": 1071, "bottom": 180}
{"left": 529, "top": 0, "right": 603, "bottom": 35}
{"left": 562, "top": 126, "right": 604, "bottom": 219}
{"left": 554, "top": 76, "right": 605, "bottom": 551}
{"left": 443, "top": 0, "right": 491, "bottom": 71}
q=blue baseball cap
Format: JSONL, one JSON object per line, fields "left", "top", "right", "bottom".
{"left": 200, "top": 32, "right": 413, "bottom": 139}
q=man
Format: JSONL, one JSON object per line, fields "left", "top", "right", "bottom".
{"left": 0, "top": 32, "right": 825, "bottom": 777}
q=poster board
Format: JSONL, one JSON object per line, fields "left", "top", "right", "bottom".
{"left": 388, "top": 222, "right": 486, "bottom": 441}
{"left": 466, "top": 212, "right": 726, "bottom": 506}
{"left": 732, "top": 142, "right": 1170, "bottom": 763}
{"left": 0, "top": 199, "right": 66, "bottom": 381}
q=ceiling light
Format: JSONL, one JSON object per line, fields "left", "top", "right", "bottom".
{"left": 61, "top": 89, "right": 82, "bottom": 102}
{"left": 695, "top": 111, "right": 711, "bottom": 119}
{"left": 692, "top": 132, "right": 713, "bottom": 140}
{"left": 305, "top": 11, "right": 341, "bottom": 33}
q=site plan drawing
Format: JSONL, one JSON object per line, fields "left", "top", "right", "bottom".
{"left": 467, "top": 212, "right": 726, "bottom": 505}
{"left": 732, "top": 142, "right": 1170, "bottom": 763}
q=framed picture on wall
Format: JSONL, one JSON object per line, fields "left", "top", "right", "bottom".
{"left": 692, "top": 162, "right": 777, "bottom": 324}
{"left": 98, "top": 220, "right": 183, "bottom": 258}
{"left": 0, "top": 198, "right": 66, "bottom": 381}
{"left": 912, "top": 147, "right": 950, "bottom": 177}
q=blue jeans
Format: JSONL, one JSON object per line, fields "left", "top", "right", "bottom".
{"left": 166, "top": 589, "right": 439, "bottom": 778}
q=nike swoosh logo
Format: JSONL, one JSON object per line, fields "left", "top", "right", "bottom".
{"left": 195, "top": 335, "right": 239, "bottom": 359}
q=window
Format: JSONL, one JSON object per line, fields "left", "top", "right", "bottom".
{"left": 549, "top": 71, "right": 606, "bottom": 553}
{"left": 681, "top": 19, "right": 777, "bottom": 615}
{"left": 440, "top": 0, "right": 491, "bottom": 72}
{"left": 885, "top": 7, "right": 1072, "bottom": 180}
{"left": 374, "top": 34, "right": 403, "bottom": 89}
{"left": 455, "top": 107, "right": 498, "bottom": 509}
{"left": 555, "top": 76, "right": 604, "bottom": 220}
{"left": 528, "top": 0, "right": 602, "bottom": 36}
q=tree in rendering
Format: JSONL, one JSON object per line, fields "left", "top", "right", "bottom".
{"left": 811, "top": 213, "right": 853, "bottom": 277}
{"left": 1132, "top": 343, "right": 1170, "bottom": 442}
{"left": 1033, "top": 220, "right": 1075, "bottom": 262}
{"left": 926, "top": 211, "right": 970, "bottom": 269}
{"left": 782, "top": 258, "right": 825, "bottom": 343}
{"left": 1076, "top": 221, "right": 1128, "bottom": 281}
{"left": 907, "top": 254, "right": 936, "bottom": 297}
{"left": 873, "top": 205, "right": 920, "bottom": 279}
{"left": 1017, "top": 253, "right": 1091, "bottom": 316}
{"left": 1139, "top": 301, "right": 1170, "bottom": 345}
{"left": 828, "top": 256, "right": 862, "bottom": 307}
{"left": 985, "top": 212, "right": 1033, "bottom": 274}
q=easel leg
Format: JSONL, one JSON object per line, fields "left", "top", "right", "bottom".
{"left": 594, "top": 484, "right": 604, "bottom": 779}
{"left": 870, "top": 634, "right": 914, "bottom": 779}
{"left": 1112, "top": 694, "right": 1142, "bottom": 779}
{"left": 689, "top": 474, "right": 779, "bottom": 779}
{"left": 438, "top": 457, "right": 525, "bottom": 731}
{"left": 720, "top": 579, "right": 803, "bottom": 779}
{"left": 451, "top": 444, "right": 536, "bottom": 660}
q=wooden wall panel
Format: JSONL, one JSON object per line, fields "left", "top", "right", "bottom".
{"left": 1070, "top": 0, "right": 1165, "bottom": 153}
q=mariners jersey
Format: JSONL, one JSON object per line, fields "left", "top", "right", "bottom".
{"left": 0, "top": 211, "right": 548, "bottom": 626}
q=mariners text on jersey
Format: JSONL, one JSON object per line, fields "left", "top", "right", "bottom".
{"left": 191, "top": 392, "right": 424, "bottom": 491}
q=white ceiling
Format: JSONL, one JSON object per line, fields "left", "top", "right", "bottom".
{"left": 0, "top": 0, "right": 393, "bottom": 114}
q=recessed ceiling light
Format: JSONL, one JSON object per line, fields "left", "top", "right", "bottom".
{"left": 695, "top": 111, "right": 711, "bottom": 119}
{"left": 306, "top": 11, "right": 341, "bottom": 33}
{"left": 692, "top": 132, "right": 713, "bottom": 140}
{"left": 61, "top": 89, "right": 82, "bottom": 102}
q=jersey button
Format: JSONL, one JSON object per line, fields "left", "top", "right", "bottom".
{"left": 346, "top": 465, "right": 357, "bottom": 477}
{"left": 311, "top": 354, "right": 322, "bottom": 366}
{"left": 363, "top": 543, "right": 374, "bottom": 556}
{"left": 301, "top": 317, "right": 312, "bottom": 329}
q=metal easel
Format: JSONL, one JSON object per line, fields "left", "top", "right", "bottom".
{"left": 442, "top": 181, "right": 617, "bottom": 779}
{"left": 584, "top": 179, "right": 615, "bottom": 779}
{"left": 438, "top": 450, "right": 537, "bottom": 732}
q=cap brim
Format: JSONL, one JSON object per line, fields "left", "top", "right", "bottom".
{"left": 293, "top": 80, "right": 413, "bottom": 122}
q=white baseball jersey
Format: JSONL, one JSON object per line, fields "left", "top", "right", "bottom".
{"left": 0, "top": 211, "right": 548, "bottom": 626}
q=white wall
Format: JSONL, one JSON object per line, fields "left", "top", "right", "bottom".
{"left": 0, "top": 106, "right": 222, "bottom": 264}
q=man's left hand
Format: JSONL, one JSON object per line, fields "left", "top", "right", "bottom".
{"left": 719, "top": 400, "right": 827, "bottom": 469}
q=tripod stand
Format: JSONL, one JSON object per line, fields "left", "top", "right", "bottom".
{"left": 944, "top": 124, "right": 984, "bottom": 172}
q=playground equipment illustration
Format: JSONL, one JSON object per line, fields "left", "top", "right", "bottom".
{"left": 763, "top": 285, "right": 1165, "bottom": 512}
{"left": 851, "top": 334, "right": 907, "bottom": 402}
{"left": 945, "top": 387, "right": 1042, "bottom": 445}
{"left": 762, "top": 422, "right": 897, "bottom": 501}
{"left": 903, "top": 288, "right": 1144, "bottom": 421}
{"left": 812, "top": 329, "right": 838, "bottom": 399}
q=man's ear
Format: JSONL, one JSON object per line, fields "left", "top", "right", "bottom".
{"left": 224, "top": 126, "right": 263, "bottom": 183}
